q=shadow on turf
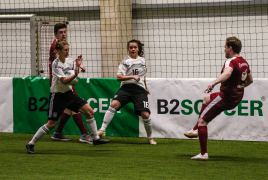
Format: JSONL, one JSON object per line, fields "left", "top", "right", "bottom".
{"left": 177, "top": 154, "right": 268, "bottom": 163}
{"left": 18, "top": 148, "right": 117, "bottom": 156}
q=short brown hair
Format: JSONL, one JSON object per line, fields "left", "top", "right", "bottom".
{"left": 54, "top": 23, "right": 67, "bottom": 34}
{"left": 55, "top": 40, "right": 69, "bottom": 51}
{"left": 226, "top": 37, "right": 242, "bottom": 54}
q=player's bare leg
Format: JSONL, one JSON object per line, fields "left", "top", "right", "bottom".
{"left": 98, "top": 100, "right": 121, "bottom": 137}
{"left": 184, "top": 94, "right": 210, "bottom": 138}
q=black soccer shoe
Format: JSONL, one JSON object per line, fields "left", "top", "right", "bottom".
{"left": 26, "top": 143, "right": 35, "bottom": 154}
{"left": 93, "top": 138, "right": 111, "bottom": 145}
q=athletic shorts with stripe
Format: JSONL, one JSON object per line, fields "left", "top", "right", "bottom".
{"left": 48, "top": 90, "right": 87, "bottom": 121}
{"left": 113, "top": 84, "right": 151, "bottom": 116}
{"left": 200, "top": 92, "right": 242, "bottom": 123}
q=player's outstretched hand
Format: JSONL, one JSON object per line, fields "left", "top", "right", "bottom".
{"left": 204, "top": 84, "right": 214, "bottom": 93}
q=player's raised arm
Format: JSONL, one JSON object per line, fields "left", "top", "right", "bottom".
{"left": 117, "top": 74, "right": 140, "bottom": 82}
{"left": 205, "top": 67, "right": 233, "bottom": 93}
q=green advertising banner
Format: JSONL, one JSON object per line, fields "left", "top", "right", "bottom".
{"left": 13, "top": 76, "right": 51, "bottom": 134}
{"left": 75, "top": 78, "right": 139, "bottom": 137}
{"left": 13, "top": 76, "right": 139, "bottom": 137}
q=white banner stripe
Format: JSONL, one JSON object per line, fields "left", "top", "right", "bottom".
{"left": 0, "top": 77, "right": 13, "bottom": 132}
{"left": 200, "top": 95, "right": 222, "bottom": 118}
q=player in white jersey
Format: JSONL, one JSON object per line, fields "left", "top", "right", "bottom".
{"left": 26, "top": 41, "right": 110, "bottom": 154}
{"left": 97, "top": 39, "right": 157, "bottom": 145}
{"left": 50, "top": 23, "right": 92, "bottom": 144}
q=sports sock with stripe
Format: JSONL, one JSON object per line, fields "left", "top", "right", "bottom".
{"left": 29, "top": 125, "right": 49, "bottom": 145}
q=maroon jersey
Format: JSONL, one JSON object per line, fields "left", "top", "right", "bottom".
{"left": 220, "top": 56, "right": 251, "bottom": 103}
{"left": 49, "top": 39, "right": 57, "bottom": 85}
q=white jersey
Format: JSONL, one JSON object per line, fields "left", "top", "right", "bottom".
{"left": 117, "top": 56, "right": 147, "bottom": 89}
{"left": 51, "top": 56, "right": 75, "bottom": 93}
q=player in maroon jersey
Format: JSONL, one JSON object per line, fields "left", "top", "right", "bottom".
{"left": 49, "top": 23, "right": 93, "bottom": 144}
{"left": 187, "top": 37, "right": 253, "bottom": 160}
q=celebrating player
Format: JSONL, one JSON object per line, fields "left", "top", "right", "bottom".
{"left": 26, "top": 41, "right": 110, "bottom": 154}
{"left": 49, "top": 23, "right": 92, "bottom": 144}
{"left": 97, "top": 39, "right": 157, "bottom": 145}
{"left": 186, "top": 37, "right": 253, "bottom": 160}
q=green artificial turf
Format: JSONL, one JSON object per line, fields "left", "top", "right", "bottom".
{"left": 0, "top": 133, "right": 267, "bottom": 180}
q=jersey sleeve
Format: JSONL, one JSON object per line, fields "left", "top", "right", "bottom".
{"left": 224, "top": 59, "right": 234, "bottom": 70}
{"left": 117, "top": 61, "right": 127, "bottom": 76}
{"left": 141, "top": 57, "right": 146, "bottom": 65}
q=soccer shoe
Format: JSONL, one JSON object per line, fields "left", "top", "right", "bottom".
{"left": 191, "top": 153, "right": 208, "bottom": 161}
{"left": 148, "top": 138, "right": 157, "bottom": 145}
{"left": 79, "top": 133, "right": 93, "bottom": 144}
{"left": 51, "top": 132, "right": 71, "bottom": 141}
{"left": 26, "top": 143, "right": 35, "bottom": 154}
{"left": 97, "top": 129, "right": 106, "bottom": 137}
{"left": 184, "top": 129, "right": 198, "bottom": 138}
{"left": 93, "top": 138, "right": 111, "bottom": 145}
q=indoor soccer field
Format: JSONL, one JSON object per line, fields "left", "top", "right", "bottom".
{"left": 1, "top": 0, "right": 268, "bottom": 179}
{"left": 0, "top": 133, "right": 267, "bottom": 180}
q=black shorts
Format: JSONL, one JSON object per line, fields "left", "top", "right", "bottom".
{"left": 113, "top": 84, "right": 150, "bottom": 116}
{"left": 48, "top": 90, "right": 87, "bottom": 121}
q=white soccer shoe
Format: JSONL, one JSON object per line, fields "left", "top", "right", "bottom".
{"left": 148, "top": 138, "right": 157, "bottom": 145}
{"left": 184, "top": 129, "right": 198, "bottom": 138}
{"left": 97, "top": 129, "right": 106, "bottom": 137}
{"left": 191, "top": 153, "right": 208, "bottom": 161}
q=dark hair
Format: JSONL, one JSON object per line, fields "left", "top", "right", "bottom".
{"left": 127, "top": 39, "right": 144, "bottom": 57}
{"left": 54, "top": 23, "right": 67, "bottom": 34}
{"left": 226, "top": 37, "right": 242, "bottom": 54}
{"left": 55, "top": 40, "right": 69, "bottom": 51}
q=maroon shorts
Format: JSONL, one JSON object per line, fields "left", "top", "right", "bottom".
{"left": 200, "top": 92, "right": 241, "bottom": 123}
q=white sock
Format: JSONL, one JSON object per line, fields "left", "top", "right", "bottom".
{"left": 143, "top": 118, "right": 153, "bottom": 139}
{"left": 86, "top": 118, "right": 100, "bottom": 140}
{"left": 100, "top": 106, "right": 115, "bottom": 131}
{"left": 29, "top": 125, "right": 49, "bottom": 145}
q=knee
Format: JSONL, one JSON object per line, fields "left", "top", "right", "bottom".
{"left": 110, "top": 100, "right": 120, "bottom": 110}
{"left": 110, "top": 103, "right": 116, "bottom": 109}
{"left": 203, "top": 95, "right": 210, "bottom": 105}
{"left": 64, "top": 109, "right": 72, "bottom": 115}
{"left": 141, "top": 111, "right": 150, "bottom": 119}
{"left": 84, "top": 109, "right": 94, "bottom": 119}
